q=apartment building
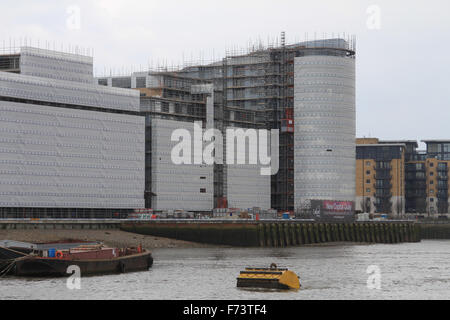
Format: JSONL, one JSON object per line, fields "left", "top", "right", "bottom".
{"left": 356, "top": 138, "right": 450, "bottom": 218}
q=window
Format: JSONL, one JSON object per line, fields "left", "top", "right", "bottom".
{"left": 136, "top": 77, "right": 146, "bottom": 88}
{"left": 366, "top": 161, "right": 371, "bottom": 166}
{"left": 200, "top": 188, "right": 206, "bottom": 193}
{"left": 430, "top": 190, "right": 434, "bottom": 194}
{"left": 366, "top": 179, "right": 371, "bottom": 184}
{"left": 376, "top": 180, "right": 385, "bottom": 188}
{"left": 430, "top": 181, "right": 434, "bottom": 185}
{"left": 366, "top": 170, "right": 371, "bottom": 175}
{"left": 428, "top": 144, "right": 438, "bottom": 153}
{"left": 429, "top": 163, "right": 434, "bottom": 167}
{"left": 430, "top": 198, "right": 434, "bottom": 202}
{"left": 200, "top": 177, "right": 206, "bottom": 180}
{"left": 416, "top": 172, "right": 425, "bottom": 179}
{"left": 438, "top": 180, "right": 447, "bottom": 188}
{"left": 415, "top": 163, "right": 424, "bottom": 170}
{"left": 161, "top": 102, "right": 169, "bottom": 113}
{"left": 366, "top": 188, "right": 371, "bottom": 193}
{"left": 430, "top": 172, "right": 434, "bottom": 176}
{"left": 377, "top": 161, "right": 392, "bottom": 169}
{"left": 438, "top": 162, "right": 447, "bottom": 170}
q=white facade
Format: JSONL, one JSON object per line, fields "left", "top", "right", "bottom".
{"left": 294, "top": 55, "right": 356, "bottom": 208}
{"left": 19, "top": 47, "right": 94, "bottom": 84}
{"left": 151, "top": 118, "right": 213, "bottom": 211}
{"left": 0, "top": 47, "right": 145, "bottom": 210}
{"left": 0, "top": 68, "right": 139, "bottom": 113}
{"left": 226, "top": 164, "right": 271, "bottom": 210}
{"left": 355, "top": 196, "right": 406, "bottom": 216}
{"left": 355, "top": 196, "right": 376, "bottom": 214}
{"left": 0, "top": 101, "right": 145, "bottom": 208}
{"left": 225, "top": 126, "right": 271, "bottom": 210}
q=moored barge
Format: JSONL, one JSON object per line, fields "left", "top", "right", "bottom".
{"left": 0, "top": 241, "right": 153, "bottom": 277}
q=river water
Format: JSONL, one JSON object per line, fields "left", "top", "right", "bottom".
{"left": 1, "top": 240, "right": 449, "bottom": 300}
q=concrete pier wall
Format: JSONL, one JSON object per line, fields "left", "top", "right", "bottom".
{"left": 420, "top": 223, "right": 450, "bottom": 239}
{"left": 0, "top": 219, "right": 425, "bottom": 245}
{"left": 120, "top": 220, "right": 420, "bottom": 247}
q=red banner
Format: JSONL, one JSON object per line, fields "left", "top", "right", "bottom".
{"left": 322, "top": 201, "right": 353, "bottom": 212}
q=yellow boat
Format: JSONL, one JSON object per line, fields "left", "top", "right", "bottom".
{"left": 236, "top": 264, "right": 300, "bottom": 290}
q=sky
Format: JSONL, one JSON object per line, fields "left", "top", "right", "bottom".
{"left": 1, "top": 0, "right": 449, "bottom": 149}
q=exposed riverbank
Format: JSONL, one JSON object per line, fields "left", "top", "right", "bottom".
{"left": 0, "top": 229, "right": 384, "bottom": 250}
{"left": 0, "top": 229, "right": 217, "bottom": 249}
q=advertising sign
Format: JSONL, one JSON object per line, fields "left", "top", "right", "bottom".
{"left": 310, "top": 200, "right": 355, "bottom": 222}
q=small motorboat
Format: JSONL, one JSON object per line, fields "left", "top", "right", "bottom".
{"left": 236, "top": 263, "right": 300, "bottom": 290}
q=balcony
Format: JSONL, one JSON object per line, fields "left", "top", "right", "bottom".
{"left": 374, "top": 201, "right": 393, "bottom": 213}
{"left": 375, "top": 172, "right": 392, "bottom": 180}
{"left": 406, "top": 191, "right": 427, "bottom": 198}
{"left": 375, "top": 165, "right": 392, "bottom": 170}
{"left": 375, "top": 190, "right": 392, "bottom": 198}
{"left": 406, "top": 164, "right": 425, "bottom": 172}
{"left": 374, "top": 182, "right": 392, "bottom": 190}
{"left": 437, "top": 190, "right": 448, "bottom": 198}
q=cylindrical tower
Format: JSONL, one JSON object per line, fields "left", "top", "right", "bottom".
{"left": 294, "top": 44, "right": 355, "bottom": 209}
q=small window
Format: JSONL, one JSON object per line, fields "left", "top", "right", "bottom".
{"left": 366, "top": 161, "right": 371, "bottom": 166}
{"left": 366, "top": 179, "right": 370, "bottom": 184}
{"left": 430, "top": 198, "right": 434, "bottom": 202}
{"left": 366, "top": 188, "right": 371, "bottom": 193}
{"left": 430, "top": 190, "right": 434, "bottom": 194}
{"left": 366, "top": 170, "right": 371, "bottom": 175}
{"left": 430, "top": 163, "right": 434, "bottom": 167}
{"left": 200, "top": 188, "right": 206, "bottom": 193}
{"left": 430, "top": 181, "right": 434, "bottom": 185}
{"left": 430, "top": 172, "right": 434, "bottom": 176}
{"left": 200, "top": 177, "right": 206, "bottom": 180}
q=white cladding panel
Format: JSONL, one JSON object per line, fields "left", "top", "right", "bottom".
{"left": 151, "top": 119, "right": 213, "bottom": 211}
{"left": 294, "top": 56, "right": 356, "bottom": 207}
{"left": 0, "top": 71, "right": 140, "bottom": 112}
{"left": 226, "top": 164, "right": 271, "bottom": 210}
{"left": 225, "top": 127, "right": 271, "bottom": 210}
{"left": 0, "top": 101, "right": 145, "bottom": 208}
{"left": 20, "top": 47, "right": 94, "bottom": 84}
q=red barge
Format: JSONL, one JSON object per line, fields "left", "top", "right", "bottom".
{"left": 0, "top": 241, "right": 153, "bottom": 277}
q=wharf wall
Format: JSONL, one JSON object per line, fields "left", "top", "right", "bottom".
{"left": 120, "top": 220, "right": 421, "bottom": 247}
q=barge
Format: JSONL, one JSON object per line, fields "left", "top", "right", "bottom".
{"left": 0, "top": 240, "right": 153, "bottom": 277}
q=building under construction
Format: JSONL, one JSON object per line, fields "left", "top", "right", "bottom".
{"left": 0, "top": 46, "right": 144, "bottom": 218}
{"left": 98, "top": 68, "right": 271, "bottom": 212}
{"left": 100, "top": 34, "right": 356, "bottom": 213}
{"left": 177, "top": 35, "right": 356, "bottom": 212}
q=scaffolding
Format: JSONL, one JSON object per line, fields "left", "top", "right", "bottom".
{"left": 102, "top": 32, "right": 356, "bottom": 211}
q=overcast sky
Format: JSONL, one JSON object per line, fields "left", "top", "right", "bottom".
{"left": 1, "top": 0, "right": 449, "bottom": 148}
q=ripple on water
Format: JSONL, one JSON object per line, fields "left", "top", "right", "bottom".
{"left": 1, "top": 240, "right": 449, "bottom": 300}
